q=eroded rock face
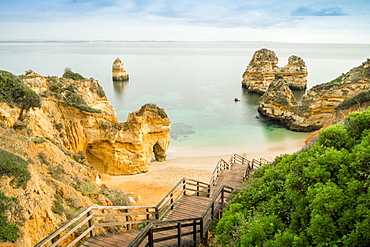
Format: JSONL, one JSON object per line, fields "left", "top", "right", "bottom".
{"left": 1, "top": 74, "right": 171, "bottom": 175}
{"left": 112, "top": 57, "right": 129, "bottom": 81}
{"left": 258, "top": 59, "right": 370, "bottom": 131}
{"left": 242, "top": 48, "right": 308, "bottom": 94}
{"left": 0, "top": 71, "right": 171, "bottom": 246}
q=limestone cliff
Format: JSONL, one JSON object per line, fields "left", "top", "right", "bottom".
{"left": 242, "top": 48, "right": 308, "bottom": 94}
{"left": 2, "top": 72, "right": 171, "bottom": 175}
{"left": 112, "top": 57, "right": 129, "bottom": 81}
{"left": 258, "top": 59, "right": 370, "bottom": 131}
{"left": 0, "top": 70, "right": 170, "bottom": 246}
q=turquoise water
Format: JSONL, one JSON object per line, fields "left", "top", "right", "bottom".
{"left": 1, "top": 41, "right": 369, "bottom": 149}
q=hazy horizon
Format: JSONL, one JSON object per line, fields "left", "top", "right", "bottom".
{"left": 1, "top": 0, "right": 369, "bottom": 44}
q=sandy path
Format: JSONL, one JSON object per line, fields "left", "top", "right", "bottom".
{"left": 101, "top": 138, "right": 307, "bottom": 206}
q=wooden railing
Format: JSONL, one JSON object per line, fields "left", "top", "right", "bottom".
{"left": 128, "top": 185, "right": 234, "bottom": 247}
{"left": 35, "top": 154, "right": 267, "bottom": 247}
{"left": 35, "top": 179, "right": 210, "bottom": 247}
{"left": 156, "top": 178, "right": 210, "bottom": 220}
{"left": 209, "top": 158, "right": 230, "bottom": 189}
{"left": 243, "top": 157, "right": 269, "bottom": 180}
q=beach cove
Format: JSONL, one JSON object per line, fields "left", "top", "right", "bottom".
{"left": 101, "top": 138, "right": 307, "bottom": 206}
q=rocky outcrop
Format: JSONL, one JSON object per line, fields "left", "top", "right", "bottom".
{"left": 112, "top": 57, "right": 129, "bottom": 81}
{"left": 0, "top": 70, "right": 171, "bottom": 246}
{"left": 242, "top": 48, "right": 308, "bottom": 94}
{"left": 258, "top": 59, "right": 370, "bottom": 131}
{"left": 6, "top": 74, "right": 171, "bottom": 175}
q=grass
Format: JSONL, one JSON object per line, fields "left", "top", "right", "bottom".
{"left": 49, "top": 77, "right": 102, "bottom": 113}
{"left": 0, "top": 149, "right": 30, "bottom": 188}
{"left": 0, "top": 192, "right": 19, "bottom": 242}
{"left": 328, "top": 73, "right": 346, "bottom": 85}
{"left": 52, "top": 194, "right": 64, "bottom": 216}
{"left": 0, "top": 70, "right": 41, "bottom": 110}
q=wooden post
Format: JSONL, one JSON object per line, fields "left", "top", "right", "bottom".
{"left": 155, "top": 207, "right": 159, "bottom": 220}
{"left": 126, "top": 209, "right": 131, "bottom": 231}
{"left": 193, "top": 220, "right": 197, "bottom": 244}
{"left": 87, "top": 211, "right": 94, "bottom": 237}
{"left": 177, "top": 223, "right": 182, "bottom": 246}
{"left": 170, "top": 193, "right": 174, "bottom": 210}
{"left": 148, "top": 227, "right": 154, "bottom": 247}
{"left": 183, "top": 180, "right": 186, "bottom": 196}
{"left": 200, "top": 219, "right": 204, "bottom": 243}
{"left": 146, "top": 208, "right": 150, "bottom": 220}
{"left": 196, "top": 181, "right": 200, "bottom": 196}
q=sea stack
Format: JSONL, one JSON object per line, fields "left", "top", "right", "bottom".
{"left": 112, "top": 57, "right": 129, "bottom": 81}
{"left": 242, "top": 48, "right": 308, "bottom": 94}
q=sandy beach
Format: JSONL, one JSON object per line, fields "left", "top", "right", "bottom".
{"left": 101, "top": 138, "right": 307, "bottom": 206}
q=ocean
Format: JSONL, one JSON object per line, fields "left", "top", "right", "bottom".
{"left": 0, "top": 41, "right": 369, "bottom": 151}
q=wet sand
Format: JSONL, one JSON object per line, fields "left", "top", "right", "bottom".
{"left": 101, "top": 139, "right": 306, "bottom": 206}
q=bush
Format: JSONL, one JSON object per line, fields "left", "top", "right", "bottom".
{"left": 62, "top": 68, "right": 85, "bottom": 80}
{"left": 0, "top": 70, "right": 41, "bottom": 109}
{"left": 51, "top": 194, "right": 64, "bottom": 215}
{"left": 0, "top": 192, "right": 19, "bottom": 242}
{"left": 63, "top": 86, "right": 101, "bottom": 113}
{"left": 0, "top": 149, "right": 30, "bottom": 188}
{"left": 99, "top": 185, "right": 131, "bottom": 206}
{"left": 216, "top": 107, "right": 370, "bottom": 246}
{"left": 137, "top": 103, "right": 168, "bottom": 118}
{"left": 336, "top": 90, "right": 370, "bottom": 110}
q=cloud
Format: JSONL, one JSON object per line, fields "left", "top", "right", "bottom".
{"left": 292, "top": 6, "right": 347, "bottom": 16}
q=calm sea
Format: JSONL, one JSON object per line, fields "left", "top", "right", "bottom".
{"left": 0, "top": 41, "right": 369, "bottom": 149}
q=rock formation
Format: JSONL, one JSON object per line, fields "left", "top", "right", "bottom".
{"left": 0, "top": 70, "right": 170, "bottom": 246}
{"left": 112, "top": 57, "right": 129, "bottom": 81}
{"left": 242, "top": 48, "right": 308, "bottom": 94}
{"left": 258, "top": 59, "right": 370, "bottom": 131}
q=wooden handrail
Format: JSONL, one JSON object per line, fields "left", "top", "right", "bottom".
{"left": 35, "top": 205, "right": 157, "bottom": 247}
{"left": 129, "top": 185, "right": 234, "bottom": 247}
{"left": 36, "top": 154, "right": 266, "bottom": 247}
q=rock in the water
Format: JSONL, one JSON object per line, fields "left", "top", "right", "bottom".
{"left": 258, "top": 59, "right": 370, "bottom": 131}
{"left": 242, "top": 48, "right": 308, "bottom": 94}
{"left": 112, "top": 57, "right": 129, "bottom": 81}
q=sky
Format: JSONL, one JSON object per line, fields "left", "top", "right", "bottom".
{"left": 0, "top": 0, "right": 370, "bottom": 43}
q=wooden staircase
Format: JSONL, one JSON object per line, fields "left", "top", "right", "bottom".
{"left": 35, "top": 154, "right": 268, "bottom": 247}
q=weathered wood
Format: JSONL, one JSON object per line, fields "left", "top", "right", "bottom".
{"left": 37, "top": 154, "right": 267, "bottom": 247}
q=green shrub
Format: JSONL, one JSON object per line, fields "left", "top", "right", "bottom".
{"left": 137, "top": 103, "right": 168, "bottom": 118}
{"left": 0, "top": 149, "right": 30, "bottom": 188}
{"left": 51, "top": 194, "right": 64, "bottom": 215}
{"left": 336, "top": 90, "right": 370, "bottom": 110}
{"left": 216, "top": 107, "right": 370, "bottom": 246}
{"left": 99, "top": 185, "right": 131, "bottom": 206}
{"left": 0, "top": 70, "right": 41, "bottom": 110}
{"left": 0, "top": 192, "right": 19, "bottom": 242}
{"left": 62, "top": 68, "right": 85, "bottom": 80}
{"left": 328, "top": 73, "right": 346, "bottom": 85}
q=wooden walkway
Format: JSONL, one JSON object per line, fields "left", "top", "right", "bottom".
{"left": 35, "top": 154, "right": 267, "bottom": 247}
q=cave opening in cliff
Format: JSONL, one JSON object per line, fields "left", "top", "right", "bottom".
{"left": 153, "top": 142, "right": 166, "bottom": 162}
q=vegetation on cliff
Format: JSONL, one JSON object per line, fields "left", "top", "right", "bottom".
{"left": 336, "top": 90, "right": 370, "bottom": 110}
{"left": 0, "top": 149, "right": 31, "bottom": 242}
{"left": 0, "top": 70, "right": 41, "bottom": 110}
{"left": 0, "top": 192, "right": 18, "bottom": 242}
{"left": 216, "top": 107, "right": 370, "bottom": 246}
{"left": 137, "top": 103, "right": 168, "bottom": 118}
{"left": 0, "top": 149, "right": 30, "bottom": 188}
